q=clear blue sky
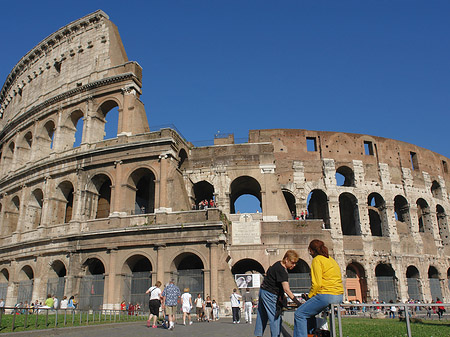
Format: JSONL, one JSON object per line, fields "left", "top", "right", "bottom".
{"left": 1, "top": 1, "right": 449, "bottom": 211}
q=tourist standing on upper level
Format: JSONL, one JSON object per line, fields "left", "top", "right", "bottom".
{"left": 161, "top": 279, "right": 181, "bottom": 330}
{"left": 293, "top": 240, "right": 344, "bottom": 337}
{"left": 254, "top": 250, "right": 301, "bottom": 337}
{"left": 146, "top": 280, "right": 162, "bottom": 328}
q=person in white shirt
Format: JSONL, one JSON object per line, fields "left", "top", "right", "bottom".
{"left": 145, "top": 281, "right": 162, "bottom": 328}
{"left": 230, "top": 288, "right": 242, "bottom": 323}
{"left": 194, "top": 293, "right": 204, "bottom": 321}
{"left": 59, "top": 296, "right": 68, "bottom": 309}
{"left": 181, "top": 288, "right": 193, "bottom": 325}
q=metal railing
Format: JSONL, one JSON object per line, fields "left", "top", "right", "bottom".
{"left": 329, "top": 302, "right": 450, "bottom": 337}
{"left": 0, "top": 306, "right": 147, "bottom": 332}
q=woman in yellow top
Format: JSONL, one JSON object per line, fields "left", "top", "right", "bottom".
{"left": 293, "top": 240, "right": 344, "bottom": 337}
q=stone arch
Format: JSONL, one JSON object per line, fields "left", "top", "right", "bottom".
{"left": 307, "top": 189, "right": 330, "bottom": 227}
{"left": 17, "top": 265, "right": 34, "bottom": 304}
{"left": 128, "top": 167, "right": 156, "bottom": 214}
{"left": 375, "top": 263, "right": 397, "bottom": 302}
{"left": 41, "top": 119, "right": 56, "bottom": 153}
{"left": 282, "top": 189, "right": 296, "bottom": 218}
{"left": 61, "top": 109, "right": 84, "bottom": 150}
{"left": 431, "top": 180, "right": 443, "bottom": 199}
{"left": 55, "top": 181, "right": 74, "bottom": 224}
{"left": 230, "top": 176, "right": 262, "bottom": 214}
{"left": 436, "top": 205, "right": 449, "bottom": 245}
{"left": 394, "top": 195, "right": 411, "bottom": 232}
{"left": 0, "top": 268, "right": 9, "bottom": 300}
{"left": 5, "top": 195, "right": 20, "bottom": 234}
{"left": 16, "top": 131, "right": 33, "bottom": 166}
{"left": 88, "top": 174, "right": 112, "bottom": 219}
{"left": 122, "top": 254, "right": 153, "bottom": 305}
{"left": 335, "top": 166, "right": 355, "bottom": 187}
{"left": 90, "top": 99, "right": 120, "bottom": 143}
{"left": 47, "top": 260, "right": 67, "bottom": 299}
{"left": 172, "top": 252, "right": 205, "bottom": 298}
{"left": 25, "top": 188, "right": 43, "bottom": 231}
{"left": 288, "top": 259, "right": 311, "bottom": 293}
{"left": 339, "top": 192, "right": 361, "bottom": 235}
{"left": 79, "top": 257, "right": 105, "bottom": 310}
{"left": 367, "top": 192, "right": 388, "bottom": 237}
{"left": 417, "top": 198, "right": 432, "bottom": 233}
{"left": 178, "top": 148, "right": 188, "bottom": 170}
{"left": 231, "top": 258, "right": 264, "bottom": 295}
{"left": 2, "top": 141, "right": 15, "bottom": 173}
{"left": 346, "top": 262, "right": 367, "bottom": 302}
{"left": 428, "top": 266, "right": 442, "bottom": 302}
{"left": 193, "top": 180, "right": 215, "bottom": 209}
{"left": 406, "top": 265, "right": 422, "bottom": 301}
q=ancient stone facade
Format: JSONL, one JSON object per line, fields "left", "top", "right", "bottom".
{"left": 0, "top": 10, "right": 449, "bottom": 310}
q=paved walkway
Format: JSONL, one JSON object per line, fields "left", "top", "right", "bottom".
{"left": 2, "top": 317, "right": 270, "bottom": 337}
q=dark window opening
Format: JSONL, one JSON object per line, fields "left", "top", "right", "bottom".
{"left": 410, "top": 152, "right": 419, "bottom": 171}
{"left": 443, "top": 160, "right": 448, "bottom": 174}
{"left": 306, "top": 137, "right": 317, "bottom": 152}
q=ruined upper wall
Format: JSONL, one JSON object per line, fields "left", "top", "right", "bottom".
{"left": 249, "top": 129, "right": 450, "bottom": 186}
{"left": 0, "top": 10, "right": 131, "bottom": 128}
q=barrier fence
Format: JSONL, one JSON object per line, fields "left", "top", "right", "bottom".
{"left": 0, "top": 306, "right": 147, "bottom": 332}
{"left": 328, "top": 302, "right": 450, "bottom": 337}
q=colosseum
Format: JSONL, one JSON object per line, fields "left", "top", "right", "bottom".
{"left": 0, "top": 10, "right": 449, "bottom": 310}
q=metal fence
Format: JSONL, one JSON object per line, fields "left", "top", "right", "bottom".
{"left": 0, "top": 306, "right": 147, "bottom": 332}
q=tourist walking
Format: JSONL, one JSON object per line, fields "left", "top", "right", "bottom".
{"left": 254, "top": 250, "right": 301, "bottom": 337}
{"left": 293, "top": 240, "right": 344, "bottom": 337}
{"left": 242, "top": 288, "right": 254, "bottom": 324}
{"left": 146, "top": 280, "right": 162, "bottom": 328}
{"left": 194, "top": 293, "right": 204, "bottom": 321}
{"left": 181, "top": 287, "right": 193, "bottom": 325}
{"left": 204, "top": 296, "right": 213, "bottom": 322}
{"left": 231, "top": 288, "right": 242, "bottom": 324}
{"left": 161, "top": 279, "right": 181, "bottom": 330}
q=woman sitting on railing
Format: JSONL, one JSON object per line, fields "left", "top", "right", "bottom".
{"left": 293, "top": 240, "right": 344, "bottom": 337}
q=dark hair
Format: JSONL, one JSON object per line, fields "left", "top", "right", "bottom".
{"left": 309, "top": 239, "right": 329, "bottom": 258}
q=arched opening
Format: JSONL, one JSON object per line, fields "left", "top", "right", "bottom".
{"left": 232, "top": 259, "right": 264, "bottom": 298}
{"left": 428, "top": 266, "right": 442, "bottom": 302}
{"left": 368, "top": 193, "right": 388, "bottom": 237}
{"left": 447, "top": 268, "right": 450, "bottom": 294}
{"left": 90, "top": 175, "right": 112, "bottom": 219}
{"left": 122, "top": 255, "right": 152, "bottom": 306}
{"left": 130, "top": 168, "right": 156, "bottom": 214}
{"left": 307, "top": 190, "right": 330, "bottom": 227}
{"left": 26, "top": 189, "right": 43, "bottom": 231}
{"left": 43, "top": 120, "right": 56, "bottom": 150}
{"left": 91, "top": 100, "right": 119, "bottom": 143}
{"left": 193, "top": 181, "right": 215, "bottom": 209}
{"left": 55, "top": 181, "right": 74, "bottom": 224}
{"left": 406, "top": 266, "right": 422, "bottom": 301}
{"left": 79, "top": 258, "right": 105, "bottom": 310}
{"left": 335, "top": 166, "right": 355, "bottom": 187}
{"left": 417, "top": 198, "right": 432, "bottom": 233}
{"left": 339, "top": 192, "right": 360, "bottom": 235}
{"left": 104, "top": 106, "right": 119, "bottom": 140}
{"left": 282, "top": 190, "right": 296, "bottom": 218}
{"left": 6, "top": 196, "right": 20, "bottom": 234}
{"left": 288, "top": 259, "right": 311, "bottom": 294}
{"left": 178, "top": 149, "right": 188, "bottom": 170}
{"left": 431, "top": 181, "right": 443, "bottom": 199}
{"left": 0, "top": 269, "right": 8, "bottom": 300}
{"left": 173, "top": 253, "right": 204, "bottom": 298}
{"left": 16, "top": 131, "right": 32, "bottom": 166}
{"left": 17, "top": 266, "right": 34, "bottom": 305}
{"left": 345, "top": 262, "right": 367, "bottom": 303}
{"left": 47, "top": 260, "right": 67, "bottom": 300}
{"left": 436, "top": 205, "right": 449, "bottom": 245}
{"left": 375, "top": 263, "right": 397, "bottom": 302}
{"left": 70, "top": 110, "right": 84, "bottom": 148}
{"left": 394, "top": 195, "right": 411, "bottom": 230}
{"left": 230, "top": 176, "right": 262, "bottom": 214}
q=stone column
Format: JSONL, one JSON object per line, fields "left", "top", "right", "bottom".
{"left": 155, "top": 245, "right": 166, "bottom": 285}
{"left": 104, "top": 248, "right": 119, "bottom": 310}
{"left": 111, "top": 160, "right": 124, "bottom": 214}
{"left": 208, "top": 241, "right": 219, "bottom": 301}
{"left": 157, "top": 154, "right": 169, "bottom": 212}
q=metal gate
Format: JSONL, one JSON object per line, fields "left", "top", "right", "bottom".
{"left": 17, "top": 280, "right": 33, "bottom": 304}
{"left": 288, "top": 273, "right": 311, "bottom": 294}
{"left": 406, "top": 278, "right": 421, "bottom": 301}
{"left": 0, "top": 283, "right": 7, "bottom": 300}
{"left": 123, "top": 272, "right": 152, "bottom": 307}
{"left": 47, "top": 277, "right": 65, "bottom": 300}
{"left": 376, "top": 276, "right": 397, "bottom": 302}
{"left": 429, "top": 278, "right": 442, "bottom": 301}
{"left": 175, "top": 270, "right": 203, "bottom": 298}
{"left": 79, "top": 275, "right": 104, "bottom": 310}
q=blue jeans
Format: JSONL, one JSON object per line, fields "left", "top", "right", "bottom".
{"left": 293, "top": 294, "right": 343, "bottom": 337}
{"left": 254, "top": 288, "right": 281, "bottom": 337}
